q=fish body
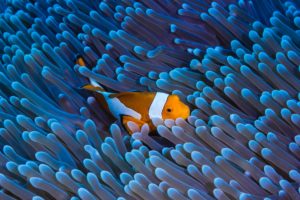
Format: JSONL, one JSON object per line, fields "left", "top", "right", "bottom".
{"left": 76, "top": 56, "right": 190, "bottom": 134}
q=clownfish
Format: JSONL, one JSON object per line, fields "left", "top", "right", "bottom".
{"left": 76, "top": 56, "right": 190, "bottom": 134}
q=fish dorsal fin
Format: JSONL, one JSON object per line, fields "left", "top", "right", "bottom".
{"left": 109, "top": 92, "right": 136, "bottom": 99}
{"left": 81, "top": 84, "right": 105, "bottom": 92}
{"left": 108, "top": 89, "right": 143, "bottom": 98}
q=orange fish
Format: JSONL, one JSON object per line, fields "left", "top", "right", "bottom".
{"left": 76, "top": 56, "right": 190, "bottom": 134}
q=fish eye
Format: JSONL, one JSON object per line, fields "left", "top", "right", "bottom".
{"left": 167, "top": 108, "right": 172, "bottom": 112}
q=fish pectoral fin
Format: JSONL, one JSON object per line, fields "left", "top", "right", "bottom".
{"left": 121, "top": 115, "right": 146, "bottom": 135}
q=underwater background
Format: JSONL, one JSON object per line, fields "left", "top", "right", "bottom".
{"left": 0, "top": 0, "right": 299, "bottom": 199}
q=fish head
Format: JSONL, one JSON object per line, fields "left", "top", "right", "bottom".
{"left": 162, "top": 94, "right": 190, "bottom": 120}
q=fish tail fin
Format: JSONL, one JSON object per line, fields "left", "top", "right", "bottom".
{"left": 75, "top": 54, "right": 86, "bottom": 66}
{"left": 75, "top": 54, "right": 106, "bottom": 92}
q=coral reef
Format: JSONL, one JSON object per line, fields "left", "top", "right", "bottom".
{"left": 0, "top": 0, "right": 299, "bottom": 199}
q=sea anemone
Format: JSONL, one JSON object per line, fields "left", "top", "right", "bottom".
{"left": 0, "top": 0, "right": 299, "bottom": 199}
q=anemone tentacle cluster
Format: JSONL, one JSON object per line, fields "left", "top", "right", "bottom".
{"left": 0, "top": 0, "right": 299, "bottom": 199}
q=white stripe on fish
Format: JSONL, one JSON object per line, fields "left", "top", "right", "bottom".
{"left": 149, "top": 92, "right": 169, "bottom": 119}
